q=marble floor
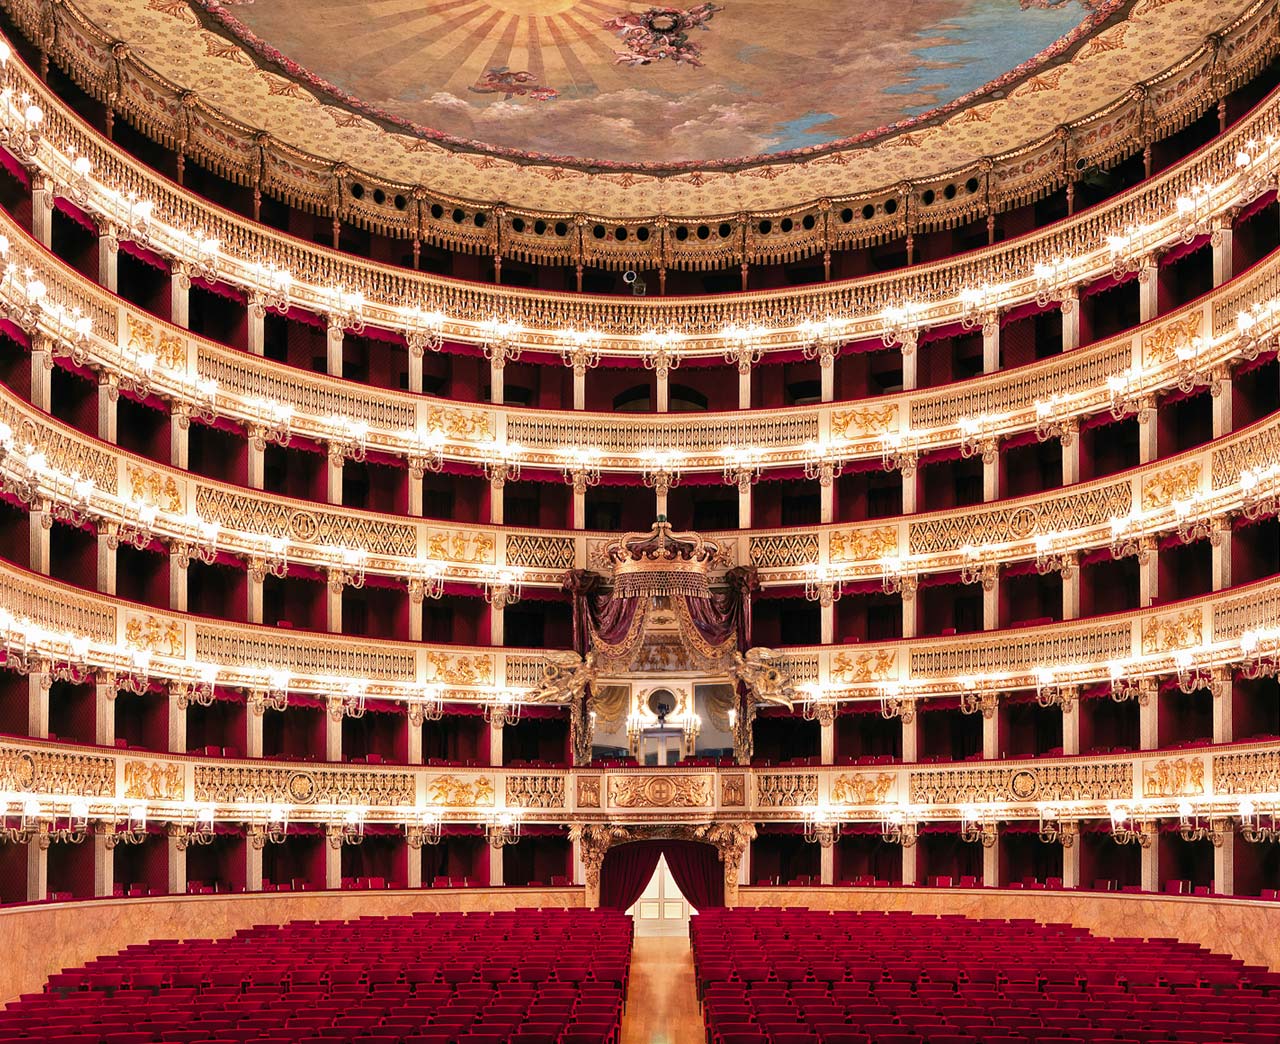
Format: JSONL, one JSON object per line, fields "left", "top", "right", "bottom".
{"left": 621, "top": 934, "right": 704, "bottom": 1044}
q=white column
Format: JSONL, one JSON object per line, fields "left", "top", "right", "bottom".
{"left": 1062, "top": 704, "right": 1080, "bottom": 756}
{"left": 983, "top": 586, "right": 998, "bottom": 631}
{"left": 326, "top": 448, "right": 343, "bottom": 507}
{"left": 1062, "top": 562, "right": 1080, "bottom": 621}
{"left": 29, "top": 337, "right": 51, "bottom": 413}
{"left": 982, "top": 714, "right": 998, "bottom": 759}
{"left": 901, "top": 470, "right": 917, "bottom": 515}
{"left": 739, "top": 485, "right": 752, "bottom": 529}
{"left": 408, "top": 347, "right": 424, "bottom": 395}
{"left": 820, "top": 359, "right": 834, "bottom": 403}
{"left": 489, "top": 845, "right": 504, "bottom": 887}
{"left": 1062, "top": 433, "right": 1081, "bottom": 486}
{"left": 245, "top": 844, "right": 263, "bottom": 893}
{"left": 30, "top": 178, "right": 52, "bottom": 248}
{"left": 326, "top": 321, "right": 344, "bottom": 377}
{"left": 1061, "top": 840, "right": 1081, "bottom": 889}
{"left": 167, "top": 834, "right": 187, "bottom": 896}
{"left": 1212, "top": 527, "right": 1233, "bottom": 592}
{"left": 28, "top": 510, "right": 49, "bottom": 575}
{"left": 819, "top": 843, "right": 835, "bottom": 886}
{"left": 572, "top": 370, "right": 585, "bottom": 411}
{"left": 489, "top": 720, "right": 504, "bottom": 768}
{"left": 1138, "top": 259, "right": 1160, "bottom": 323}
{"left": 97, "top": 375, "right": 117, "bottom": 444}
{"left": 408, "top": 599, "right": 423, "bottom": 642}
{"left": 248, "top": 442, "right": 264, "bottom": 490}
{"left": 901, "top": 596, "right": 916, "bottom": 640}
{"left": 407, "top": 721, "right": 423, "bottom": 766}
{"left": 982, "top": 317, "right": 1000, "bottom": 374}
{"left": 819, "top": 718, "right": 835, "bottom": 766}
{"left": 325, "top": 709, "right": 343, "bottom": 763}
{"left": 1140, "top": 699, "right": 1158, "bottom": 751}
{"left": 406, "top": 847, "right": 423, "bottom": 889}
{"left": 572, "top": 835, "right": 584, "bottom": 886}
{"left": 1060, "top": 290, "right": 1080, "bottom": 352}
{"left": 1214, "top": 678, "right": 1233, "bottom": 744}
{"left": 326, "top": 582, "right": 343, "bottom": 634}
{"left": 983, "top": 456, "right": 999, "bottom": 502}
{"left": 170, "top": 406, "right": 189, "bottom": 470}
{"left": 1139, "top": 552, "right": 1159, "bottom": 608}
{"left": 94, "top": 833, "right": 114, "bottom": 897}
{"left": 901, "top": 349, "right": 917, "bottom": 392}
{"left": 1212, "top": 221, "right": 1234, "bottom": 287}
{"left": 490, "top": 604, "right": 504, "bottom": 647}
{"left": 490, "top": 358, "right": 504, "bottom": 405}
{"left": 168, "top": 549, "right": 187, "bottom": 613}
{"left": 96, "top": 529, "right": 116, "bottom": 594}
{"left": 168, "top": 686, "right": 187, "bottom": 754}
{"left": 900, "top": 841, "right": 917, "bottom": 886}
{"left": 982, "top": 842, "right": 999, "bottom": 887}
{"left": 656, "top": 371, "right": 669, "bottom": 413}
{"left": 28, "top": 675, "right": 48, "bottom": 740}
{"left": 247, "top": 572, "right": 264, "bottom": 625}
{"left": 94, "top": 677, "right": 114, "bottom": 747}
{"left": 489, "top": 480, "right": 504, "bottom": 526}
{"left": 1213, "top": 375, "right": 1233, "bottom": 438}
{"left": 247, "top": 300, "right": 265, "bottom": 357}
{"left": 739, "top": 371, "right": 752, "bottom": 410}
{"left": 98, "top": 234, "right": 119, "bottom": 294}
{"left": 902, "top": 714, "right": 919, "bottom": 763}
{"left": 1214, "top": 833, "right": 1235, "bottom": 896}
{"left": 325, "top": 839, "right": 342, "bottom": 890}
{"left": 1140, "top": 841, "right": 1159, "bottom": 892}
{"left": 409, "top": 474, "right": 425, "bottom": 518}
{"left": 572, "top": 489, "right": 586, "bottom": 530}
{"left": 245, "top": 711, "right": 264, "bottom": 759}
{"left": 170, "top": 265, "right": 190, "bottom": 329}
{"left": 819, "top": 483, "right": 833, "bottom": 525}
{"left": 26, "top": 843, "right": 47, "bottom": 902}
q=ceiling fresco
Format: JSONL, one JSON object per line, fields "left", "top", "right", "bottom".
{"left": 193, "top": 0, "right": 1125, "bottom": 167}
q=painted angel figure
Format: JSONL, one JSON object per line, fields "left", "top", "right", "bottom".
{"left": 603, "top": 3, "right": 724, "bottom": 68}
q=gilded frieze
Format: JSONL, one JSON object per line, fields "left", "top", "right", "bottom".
{"left": 0, "top": 745, "right": 115, "bottom": 796}
{"left": 502, "top": 534, "right": 575, "bottom": 571}
{"left": 576, "top": 776, "right": 602, "bottom": 809}
{"left": 194, "top": 627, "right": 415, "bottom": 682}
{"left": 193, "top": 766, "right": 414, "bottom": 806}
{"left": 425, "top": 774, "right": 494, "bottom": 807}
{"left": 832, "top": 772, "right": 896, "bottom": 805}
{"left": 756, "top": 773, "right": 820, "bottom": 808}
{"left": 505, "top": 775, "right": 565, "bottom": 809}
{"left": 830, "top": 405, "right": 898, "bottom": 441}
{"left": 126, "top": 315, "right": 185, "bottom": 371}
{"left": 909, "top": 623, "right": 1131, "bottom": 678}
{"left": 909, "top": 763, "right": 1131, "bottom": 805}
{"left": 424, "top": 406, "right": 492, "bottom": 443}
{"left": 0, "top": 562, "right": 115, "bottom": 642}
{"left": 829, "top": 527, "right": 898, "bottom": 564}
{"left": 425, "top": 529, "right": 495, "bottom": 566}
{"left": 1142, "top": 757, "right": 1206, "bottom": 798}
{"left": 749, "top": 534, "right": 819, "bottom": 569}
{"left": 831, "top": 649, "right": 896, "bottom": 686}
{"left": 425, "top": 652, "right": 493, "bottom": 687}
{"left": 720, "top": 774, "right": 746, "bottom": 808}
{"left": 123, "top": 760, "right": 184, "bottom": 801}
{"left": 1140, "top": 608, "right": 1203, "bottom": 655}
{"left": 1141, "top": 462, "right": 1201, "bottom": 511}
{"left": 126, "top": 463, "right": 183, "bottom": 513}
{"left": 1212, "top": 750, "right": 1280, "bottom": 795}
{"left": 1142, "top": 312, "right": 1203, "bottom": 366}
{"left": 124, "top": 614, "right": 184, "bottom": 656}
{"left": 608, "top": 775, "right": 713, "bottom": 809}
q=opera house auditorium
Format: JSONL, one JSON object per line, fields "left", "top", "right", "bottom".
{"left": 0, "top": 0, "right": 1278, "bottom": 1042}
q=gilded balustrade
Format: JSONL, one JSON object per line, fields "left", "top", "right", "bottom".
{"left": 0, "top": 550, "right": 1274, "bottom": 714}
{"left": 0, "top": 202, "right": 1274, "bottom": 477}
{"left": 3, "top": 0, "right": 1275, "bottom": 277}
{"left": 0, "top": 25, "right": 1278, "bottom": 354}
{"left": 0, "top": 374, "right": 1275, "bottom": 593}
{"left": 3, "top": 733, "right": 1280, "bottom": 830}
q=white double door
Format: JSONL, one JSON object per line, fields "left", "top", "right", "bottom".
{"left": 627, "top": 854, "right": 693, "bottom": 937}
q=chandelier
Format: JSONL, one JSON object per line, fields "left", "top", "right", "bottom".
{"left": 722, "top": 446, "right": 761, "bottom": 493}
{"left": 170, "top": 513, "right": 220, "bottom": 569}
{"left": 881, "top": 301, "right": 925, "bottom": 354}
{"left": 959, "top": 679, "right": 998, "bottom": 718}
{"left": 1173, "top": 337, "right": 1221, "bottom": 397}
{"left": 1034, "top": 668, "right": 1075, "bottom": 712}
{"left": 0, "top": 89, "right": 43, "bottom": 165}
{"left": 408, "top": 684, "right": 445, "bottom": 726}
{"left": 173, "top": 664, "right": 217, "bottom": 710}
{"left": 407, "top": 559, "right": 445, "bottom": 603}
{"left": 1034, "top": 397, "right": 1076, "bottom": 445}
{"left": 481, "top": 440, "right": 522, "bottom": 488}
{"left": 958, "top": 283, "right": 1005, "bottom": 331}
{"left": 104, "top": 804, "right": 148, "bottom": 848}
{"left": 1241, "top": 630, "right": 1279, "bottom": 680}
{"left": 879, "top": 683, "right": 915, "bottom": 723}
{"left": 1173, "top": 185, "right": 1214, "bottom": 244}
{"left": 959, "top": 806, "right": 998, "bottom": 847}
{"left": 244, "top": 397, "right": 294, "bottom": 451}
{"left": 803, "top": 807, "right": 842, "bottom": 847}
{"left": 1174, "top": 651, "right": 1226, "bottom": 698}
{"left": 486, "top": 811, "right": 522, "bottom": 849}
{"left": 107, "top": 498, "right": 159, "bottom": 552}
{"left": 327, "top": 547, "right": 367, "bottom": 592}
{"left": 800, "top": 316, "right": 847, "bottom": 367}
{"left": 1037, "top": 806, "right": 1076, "bottom": 847}
{"left": 1109, "top": 804, "right": 1152, "bottom": 847}
{"left": 250, "top": 805, "right": 290, "bottom": 846}
{"left": 641, "top": 451, "right": 682, "bottom": 497}
{"left": 881, "top": 808, "right": 918, "bottom": 847}
{"left": 1106, "top": 226, "right": 1145, "bottom": 279}
{"left": 1239, "top": 799, "right": 1280, "bottom": 843}
{"left": 328, "top": 683, "right": 368, "bottom": 721}
{"left": 327, "top": 415, "right": 369, "bottom": 466}
{"left": 804, "top": 441, "right": 846, "bottom": 486}
{"left": 1173, "top": 496, "right": 1216, "bottom": 544}
{"left": 958, "top": 415, "right": 999, "bottom": 464}
{"left": 721, "top": 323, "right": 766, "bottom": 374}
{"left": 804, "top": 564, "right": 842, "bottom": 607}
{"left": 117, "top": 650, "right": 153, "bottom": 697}
{"left": 562, "top": 447, "right": 602, "bottom": 494}
{"left": 879, "top": 432, "right": 916, "bottom": 477}
{"left": 1032, "top": 256, "right": 1078, "bottom": 308}
{"left": 1108, "top": 662, "right": 1153, "bottom": 705}
{"left": 250, "top": 262, "right": 293, "bottom": 314}
{"left": 1240, "top": 465, "right": 1279, "bottom": 521}
{"left": 173, "top": 806, "right": 216, "bottom": 850}
{"left": 406, "top": 809, "right": 443, "bottom": 848}
{"left": 1178, "top": 800, "right": 1228, "bottom": 846}
{"left": 327, "top": 287, "right": 367, "bottom": 335}
{"left": 330, "top": 808, "right": 365, "bottom": 848}
{"left": 1034, "top": 532, "right": 1075, "bottom": 577}
{"left": 1, "top": 797, "right": 43, "bottom": 845}
{"left": 484, "top": 569, "right": 523, "bottom": 610}
{"left": 1107, "top": 372, "right": 1152, "bottom": 423}
{"left": 641, "top": 330, "right": 681, "bottom": 380}
{"left": 799, "top": 686, "right": 835, "bottom": 726}
{"left": 484, "top": 690, "right": 522, "bottom": 728}
{"left": 560, "top": 330, "right": 601, "bottom": 375}
{"left": 248, "top": 536, "right": 289, "bottom": 582}
{"left": 959, "top": 544, "right": 997, "bottom": 590}
{"left": 481, "top": 316, "right": 522, "bottom": 368}
{"left": 248, "top": 671, "right": 290, "bottom": 715}
{"left": 405, "top": 426, "right": 445, "bottom": 477}
{"left": 881, "top": 555, "right": 917, "bottom": 599}
{"left": 405, "top": 305, "right": 446, "bottom": 355}
{"left": 1109, "top": 513, "right": 1152, "bottom": 564}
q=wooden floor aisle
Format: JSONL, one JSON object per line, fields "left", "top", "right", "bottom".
{"left": 621, "top": 934, "right": 704, "bottom": 1044}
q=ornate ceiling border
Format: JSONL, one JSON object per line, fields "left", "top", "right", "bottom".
{"left": 4, "top": 0, "right": 1272, "bottom": 238}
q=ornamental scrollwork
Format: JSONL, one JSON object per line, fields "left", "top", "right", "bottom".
{"left": 830, "top": 404, "right": 898, "bottom": 440}
{"left": 505, "top": 774, "right": 565, "bottom": 809}
{"left": 193, "top": 766, "right": 413, "bottom": 806}
{"left": 576, "top": 776, "right": 602, "bottom": 809}
{"left": 426, "top": 530, "right": 495, "bottom": 565}
{"left": 425, "top": 652, "right": 493, "bottom": 687}
{"left": 0, "top": 745, "right": 115, "bottom": 796}
{"left": 756, "top": 773, "right": 819, "bottom": 808}
{"left": 608, "top": 775, "right": 713, "bottom": 809}
{"left": 1141, "top": 312, "right": 1203, "bottom": 365}
{"left": 423, "top": 406, "right": 491, "bottom": 442}
{"left": 126, "top": 463, "right": 183, "bottom": 513}
{"left": 126, "top": 315, "right": 185, "bottom": 371}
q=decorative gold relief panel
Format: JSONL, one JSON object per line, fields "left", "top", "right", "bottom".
{"left": 909, "top": 623, "right": 1132, "bottom": 678}
{"left": 608, "top": 775, "right": 713, "bottom": 809}
{"left": 831, "top": 650, "right": 897, "bottom": 685}
{"left": 425, "top": 529, "right": 495, "bottom": 566}
{"left": 425, "top": 775, "right": 494, "bottom": 808}
{"left": 123, "top": 760, "right": 184, "bottom": 801}
{"left": 193, "top": 766, "right": 415, "bottom": 806}
{"left": 1212, "top": 423, "right": 1280, "bottom": 489}
{"left": 425, "top": 652, "right": 493, "bottom": 687}
{"left": 1142, "top": 462, "right": 1201, "bottom": 511}
{"left": 194, "top": 627, "right": 415, "bottom": 682}
{"left": 1141, "top": 757, "right": 1206, "bottom": 798}
{"left": 832, "top": 772, "right": 896, "bottom": 805}
{"left": 756, "top": 773, "right": 820, "bottom": 808}
{"left": 126, "top": 464, "right": 183, "bottom": 513}
{"left": 1213, "top": 586, "right": 1280, "bottom": 642}
{"left": 750, "top": 534, "right": 819, "bottom": 569}
{"left": 0, "top": 745, "right": 115, "bottom": 796}
{"left": 0, "top": 399, "right": 117, "bottom": 494}
{"left": 1141, "top": 312, "right": 1203, "bottom": 366}
{"left": 909, "top": 763, "right": 1132, "bottom": 805}
{"left": 423, "top": 405, "right": 493, "bottom": 443}
{"left": 830, "top": 405, "right": 898, "bottom": 441}
{"left": 505, "top": 775, "right": 565, "bottom": 809}
{"left": 1140, "top": 609, "right": 1204, "bottom": 655}
{"left": 503, "top": 535, "right": 575, "bottom": 572}
{"left": 0, "top": 564, "right": 115, "bottom": 642}
{"left": 1213, "top": 750, "right": 1280, "bottom": 795}
{"left": 126, "top": 316, "right": 186, "bottom": 371}
{"left": 124, "top": 614, "right": 184, "bottom": 656}
{"left": 576, "top": 776, "right": 602, "bottom": 809}
{"left": 720, "top": 774, "right": 746, "bottom": 808}
{"left": 829, "top": 527, "right": 897, "bottom": 564}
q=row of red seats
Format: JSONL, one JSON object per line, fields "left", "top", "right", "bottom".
{"left": 3, "top": 909, "right": 632, "bottom": 1044}
{"left": 693, "top": 908, "right": 1274, "bottom": 1044}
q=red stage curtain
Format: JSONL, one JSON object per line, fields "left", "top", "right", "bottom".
{"left": 661, "top": 840, "right": 725, "bottom": 910}
{"left": 598, "top": 840, "right": 725, "bottom": 910}
{"left": 599, "top": 842, "right": 663, "bottom": 911}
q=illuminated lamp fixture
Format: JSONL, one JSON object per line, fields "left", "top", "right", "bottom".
{"left": 171, "top": 375, "right": 219, "bottom": 429}
{"left": 1, "top": 796, "right": 42, "bottom": 845}
{"left": 803, "top": 563, "right": 842, "bottom": 607}
{"left": 958, "top": 283, "right": 1005, "bottom": 331}
{"left": 1173, "top": 495, "right": 1215, "bottom": 544}
{"left": 800, "top": 316, "right": 846, "bottom": 367}
{"left": 1241, "top": 630, "right": 1279, "bottom": 680}
{"left": 958, "top": 414, "right": 1000, "bottom": 463}
{"left": 1178, "top": 800, "right": 1227, "bottom": 846}
{"left": 405, "top": 425, "right": 445, "bottom": 478}
{"left": 45, "top": 301, "right": 93, "bottom": 365}
{"left": 803, "top": 441, "right": 846, "bottom": 486}
{"left": 407, "top": 558, "right": 445, "bottom": 603}
{"left": 1109, "top": 803, "right": 1151, "bottom": 846}
{"left": 881, "top": 301, "right": 925, "bottom": 355}
{"left": 250, "top": 262, "right": 293, "bottom": 314}
{"left": 722, "top": 445, "right": 761, "bottom": 493}
{"left": 120, "top": 193, "right": 155, "bottom": 248}
{"left": 327, "top": 287, "right": 366, "bottom": 335}
{"left": 560, "top": 329, "right": 601, "bottom": 375}
{"left": 803, "top": 806, "right": 842, "bottom": 847}
{"left": 1033, "top": 532, "right": 1075, "bottom": 578}
{"left": 0, "top": 443, "right": 39, "bottom": 507}
{"left": 1108, "top": 513, "right": 1151, "bottom": 564}
{"left": 641, "top": 451, "right": 682, "bottom": 497}
{"left": 481, "top": 316, "right": 522, "bottom": 368}
{"left": 247, "top": 670, "right": 290, "bottom": 716}
{"left": 0, "top": 610, "right": 42, "bottom": 677}
{"left": 0, "top": 89, "right": 43, "bottom": 164}
{"left": 881, "top": 807, "right": 918, "bottom": 847}
{"left": 327, "top": 547, "right": 367, "bottom": 592}
{"left": 641, "top": 329, "right": 682, "bottom": 379}
{"left": 681, "top": 712, "right": 702, "bottom": 747}
{"left": 481, "top": 440, "right": 522, "bottom": 488}
{"left": 1173, "top": 184, "right": 1214, "bottom": 244}
{"left": 327, "top": 682, "right": 368, "bottom": 721}
{"left": 170, "top": 513, "right": 219, "bottom": 569}
{"left": 245, "top": 397, "right": 293, "bottom": 450}
{"left": 0, "top": 262, "right": 47, "bottom": 333}
{"left": 958, "top": 678, "right": 998, "bottom": 719}
{"left": 959, "top": 543, "right": 997, "bottom": 590}
{"left": 48, "top": 798, "right": 89, "bottom": 845}
{"left": 486, "top": 811, "right": 522, "bottom": 849}
{"left": 52, "top": 635, "right": 93, "bottom": 687}
{"left": 484, "top": 689, "right": 522, "bottom": 728}
{"left": 188, "top": 231, "right": 221, "bottom": 284}
{"left": 1037, "top": 806, "right": 1077, "bottom": 847}
{"left": 104, "top": 804, "right": 148, "bottom": 848}
{"left": 879, "top": 683, "right": 915, "bottom": 724}
{"left": 1235, "top": 302, "right": 1278, "bottom": 361}
{"left": 173, "top": 806, "right": 216, "bottom": 850}
{"left": 331, "top": 807, "right": 366, "bottom": 848}
{"left": 63, "top": 151, "right": 92, "bottom": 207}
{"left": 959, "top": 806, "right": 998, "bottom": 847}
{"left": 1034, "top": 396, "right": 1076, "bottom": 445}
{"left": 1034, "top": 668, "right": 1076, "bottom": 713}
{"left": 1173, "top": 337, "right": 1221, "bottom": 397}
{"left": 327, "top": 415, "right": 369, "bottom": 465}
{"left": 173, "top": 663, "right": 218, "bottom": 710}
{"left": 1241, "top": 465, "right": 1279, "bottom": 521}
{"left": 625, "top": 711, "right": 645, "bottom": 751}
{"left": 1106, "top": 226, "right": 1144, "bottom": 279}
{"left": 406, "top": 808, "right": 443, "bottom": 848}
{"left": 45, "top": 471, "right": 96, "bottom": 529}
{"left": 879, "top": 432, "right": 917, "bottom": 477}
{"left": 484, "top": 568, "right": 523, "bottom": 610}
{"left": 799, "top": 686, "right": 835, "bottom": 726}
{"left": 721, "top": 322, "right": 766, "bottom": 374}
{"left": 1239, "top": 798, "right": 1280, "bottom": 844}
{"left": 1174, "top": 651, "right": 1226, "bottom": 698}
{"left": 1234, "top": 139, "right": 1277, "bottom": 199}
{"left": 1107, "top": 371, "right": 1152, "bottom": 423}
{"left": 1108, "top": 662, "right": 1153, "bottom": 705}
{"left": 407, "top": 683, "right": 445, "bottom": 727}
{"left": 405, "top": 304, "right": 446, "bottom": 355}
{"left": 1032, "top": 256, "right": 1077, "bottom": 308}
{"left": 881, "top": 555, "right": 918, "bottom": 599}
{"left": 248, "top": 805, "right": 290, "bottom": 847}
{"left": 562, "top": 447, "right": 602, "bottom": 494}
{"left": 117, "top": 650, "right": 153, "bottom": 697}
{"left": 247, "top": 535, "right": 289, "bottom": 583}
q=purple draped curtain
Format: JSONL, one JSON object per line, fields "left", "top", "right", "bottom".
{"left": 563, "top": 569, "right": 642, "bottom": 656}
{"left": 598, "top": 840, "right": 725, "bottom": 911}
